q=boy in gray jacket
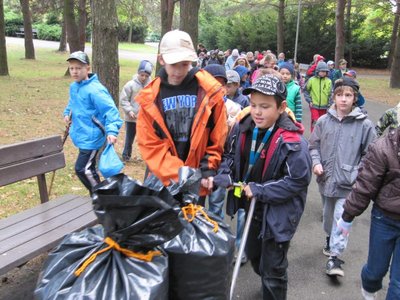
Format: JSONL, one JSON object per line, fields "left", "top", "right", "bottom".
{"left": 120, "top": 60, "right": 153, "bottom": 161}
{"left": 309, "top": 77, "right": 376, "bottom": 277}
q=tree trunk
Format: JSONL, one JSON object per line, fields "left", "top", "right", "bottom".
{"left": 179, "top": 0, "right": 200, "bottom": 48}
{"left": 388, "top": 0, "right": 400, "bottom": 70}
{"left": 20, "top": 0, "right": 35, "bottom": 59}
{"left": 276, "top": 0, "right": 285, "bottom": 54}
{"left": 390, "top": 17, "right": 400, "bottom": 88}
{"left": 91, "top": 0, "right": 119, "bottom": 105}
{"left": 335, "top": 0, "right": 346, "bottom": 68}
{"left": 158, "top": 0, "right": 176, "bottom": 73}
{"left": 0, "top": 0, "right": 9, "bottom": 76}
{"left": 64, "top": 0, "right": 81, "bottom": 53}
{"left": 345, "top": 0, "right": 352, "bottom": 67}
{"left": 78, "top": 0, "right": 87, "bottom": 49}
{"left": 58, "top": 16, "right": 67, "bottom": 52}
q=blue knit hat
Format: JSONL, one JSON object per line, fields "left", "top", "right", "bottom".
{"left": 138, "top": 60, "right": 153, "bottom": 75}
{"left": 204, "top": 64, "right": 227, "bottom": 82}
{"left": 279, "top": 62, "right": 294, "bottom": 75}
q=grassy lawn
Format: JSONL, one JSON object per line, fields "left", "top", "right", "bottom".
{"left": 358, "top": 77, "right": 400, "bottom": 106}
{"left": 0, "top": 45, "right": 146, "bottom": 219}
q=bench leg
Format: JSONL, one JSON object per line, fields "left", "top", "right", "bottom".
{"left": 37, "top": 174, "right": 49, "bottom": 203}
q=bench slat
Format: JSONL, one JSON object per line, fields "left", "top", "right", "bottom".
{"left": 0, "top": 152, "right": 65, "bottom": 186}
{"left": 0, "top": 194, "right": 77, "bottom": 230}
{"left": 0, "top": 209, "right": 97, "bottom": 276}
{"left": 0, "top": 135, "right": 62, "bottom": 167}
{"left": 0, "top": 198, "right": 95, "bottom": 255}
{"left": 0, "top": 195, "right": 93, "bottom": 241}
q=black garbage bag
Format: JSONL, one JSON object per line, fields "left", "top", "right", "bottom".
{"left": 35, "top": 226, "right": 168, "bottom": 300}
{"left": 162, "top": 204, "right": 235, "bottom": 300}
{"left": 35, "top": 174, "right": 183, "bottom": 300}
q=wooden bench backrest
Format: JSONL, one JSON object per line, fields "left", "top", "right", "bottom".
{"left": 0, "top": 135, "right": 65, "bottom": 188}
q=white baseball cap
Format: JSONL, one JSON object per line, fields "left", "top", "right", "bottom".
{"left": 159, "top": 30, "right": 198, "bottom": 64}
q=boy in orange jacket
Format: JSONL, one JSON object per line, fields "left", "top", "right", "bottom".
{"left": 135, "top": 30, "right": 228, "bottom": 199}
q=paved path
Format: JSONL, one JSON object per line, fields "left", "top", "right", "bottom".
{"left": 4, "top": 37, "right": 393, "bottom": 299}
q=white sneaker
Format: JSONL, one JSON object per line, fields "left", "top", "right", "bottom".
{"left": 361, "top": 287, "right": 377, "bottom": 300}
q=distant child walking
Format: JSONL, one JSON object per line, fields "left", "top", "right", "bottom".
{"left": 120, "top": 60, "right": 153, "bottom": 162}
{"left": 63, "top": 51, "right": 123, "bottom": 194}
{"left": 213, "top": 74, "right": 312, "bottom": 300}
{"left": 135, "top": 30, "right": 228, "bottom": 198}
{"left": 279, "top": 62, "right": 302, "bottom": 122}
{"left": 305, "top": 61, "right": 332, "bottom": 132}
{"left": 309, "top": 77, "right": 376, "bottom": 277}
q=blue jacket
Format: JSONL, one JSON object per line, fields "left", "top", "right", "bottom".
{"left": 64, "top": 74, "right": 123, "bottom": 150}
{"left": 214, "top": 112, "right": 312, "bottom": 242}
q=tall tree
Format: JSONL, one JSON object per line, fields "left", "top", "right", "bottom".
{"left": 277, "top": 0, "right": 285, "bottom": 54}
{"left": 78, "top": 0, "right": 87, "bottom": 47}
{"left": 91, "top": 0, "right": 119, "bottom": 105}
{"left": 388, "top": 0, "right": 400, "bottom": 69}
{"left": 335, "top": 0, "right": 346, "bottom": 67}
{"left": 58, "top": 15, "right": 67, "bottom": 52}
{"left": 20, "top": 0, "right": 35, "bottom": 59}
{"left": 390, "top": 14, "right": 400, "bottom": 88}
{"left": 179, "top": 0, "right": 201, "bottom": 47}
{"left": 64, "top": 0, "right": 86, "bottom": 53}
{"left": 161, "top": 0, "right": 176, "bottom": 37}
{"left": 345, "top": 0, "right": 352, "bottom": 66}
{"left": 0, "top": 0, "right": 9, "bottom": 76}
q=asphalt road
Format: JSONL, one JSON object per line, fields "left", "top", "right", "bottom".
{"left": 4, "top": 37, "right": 393, "bottom": 299}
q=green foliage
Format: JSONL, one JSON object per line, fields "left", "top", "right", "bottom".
{"left": 4, "top": 9, "right": 23, "bottom": 36}
{"left": 34, "top": 23, "right": 62, "bottom": 41}
{"left": 117, "top": 20, "right": 148, "bottom": 43}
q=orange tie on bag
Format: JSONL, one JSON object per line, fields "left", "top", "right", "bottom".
{"left": 181, "top": 203, "right": 219, "bottom": 233}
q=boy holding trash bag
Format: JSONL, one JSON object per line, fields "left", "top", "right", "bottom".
{"left": 213, "top": 74, "right": 312, "bottom": 300}
{"left": 135, "top": 30, "right": 228, "bottom": 200}
{"left": 63, "top": 51, "right": 122, "bottom": 194}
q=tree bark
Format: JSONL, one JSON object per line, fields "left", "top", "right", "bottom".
{"left": 64, "top": 0, "right": 81, "bottom": 53}
{"left": 388, "top": 0, "right": 400, "bottom": 70}
{"left": 78, "top": 0, "right": 87, "bottom": 49}
{"left": 277, "top": 0, "right": 285, "bottom": 54}
{"left": 161, "top": 0, "right": 175, "bottom": 37}
{"left": 58, "top": 15, "right": 67, "bottom": 52}
{"left": 91, "top": 0, "right": 119, "bottom": 105}
{"left": 335, "top": 0, "right": 346, "bottom": 68}
{"left": 390, "top": 15, "right": 400, "bottom": 88}
{"left": 345, "top": 0, "right": 352, "bottom": 67}
{"left": 0, "top": 0, "right": 9, "bottom": 76}
{"left": 20, "top": 0, "right": 35, "bottom": 59}
{"left": 179, "top": 0, "right": 200, "bottom": 48}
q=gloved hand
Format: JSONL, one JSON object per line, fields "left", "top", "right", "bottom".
{"left": 336, "top": 218, "right": 353, "bottom": 237}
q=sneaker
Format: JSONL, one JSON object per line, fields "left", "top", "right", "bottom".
{"left": 361, "top": 287, "right": 377, "bottom": 300}
{"left": 326, "top": 256, "right": 344, "bottom": 277}
{"left": 233, "top": 252, "right": 248, "bottom": 265}
{"left": 322, "top": 236, "right": 331, "bottom": 256}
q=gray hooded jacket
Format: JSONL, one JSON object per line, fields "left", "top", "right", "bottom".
{"left": 309, "top": 106, "right": 376, "bottom": 198}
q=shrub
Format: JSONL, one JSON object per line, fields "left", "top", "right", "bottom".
{"left": 34, "top": 23, "right": 62, "bottom": 41}
{"left": 5, "top": 10, "right": 23, "bottom": 36}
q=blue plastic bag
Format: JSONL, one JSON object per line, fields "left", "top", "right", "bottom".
{"left": 98, "top": 143, "right": 124, "bottom": 178}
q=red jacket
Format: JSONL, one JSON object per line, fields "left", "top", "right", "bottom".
{"left": 136, "top": 69, "right": 228, "bottom": 196}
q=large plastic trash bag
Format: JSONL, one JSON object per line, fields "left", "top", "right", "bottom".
{"left": 35, "top": 174, "right": 183, "bottom": 300}
{"left": 35, "top": 226, "right": 168, "bottom": 300}
{"left": 163, "top": 206, "right": 235, "bottom": 300}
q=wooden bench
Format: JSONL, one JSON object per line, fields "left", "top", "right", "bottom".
{"left": 15, "top": 27, "right": 38, "bottom": 39}
{"left": 0, "top": 135, "right": 97, "bottom": 276}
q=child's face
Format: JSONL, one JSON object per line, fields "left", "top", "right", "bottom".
{"left": 159, "top": 56, "right": 192, "bottom": 85}
{"left": 68, "top": 60, "right": 90, "bottom": 82}
{"left": 237, "top": 59, "right": 245, "bottom": 66}
{"left": 279, "top": 68, "right": 292, "bottom": 83}
{"left": 339, "top": 62, "right": 347, "bottom": 70}
{"left": 334, "top": 86, "right": 355, "bottom": 116}
{"left": 226, "top": 83, "right": 239, "bottom": 96}
{"left": 318, "top": 71, "right": 327, "bottom": 78}
{"left": 250, "top": 93, "right": 286, "bottom": 129}
{"left": 138, "top": 72, "right": 150, "bottom": 84}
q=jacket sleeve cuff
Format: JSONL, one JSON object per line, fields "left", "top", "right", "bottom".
{"left": 342, "top": 211, "right": 355, "bottom": 223}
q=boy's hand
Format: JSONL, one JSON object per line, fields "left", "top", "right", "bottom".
{"left": 243, "top": 184, "right": 253, "bottom": 199}
{"left": 64, "top": 115, "right": 70, "bottom": 124}
{"left": 107, "top": 135, "right": 117, "bottom": 144}
{"left": 313, "top": 164, "right": 324, "bottom": 176}
{"left": 335, "top": 218, "right": 353, "bottom": 237}
{"left": 129, "top": 111, "right": 136, "bottom": 118}
{"left": 201, "top": 177, "right": 214, "bottom": 191}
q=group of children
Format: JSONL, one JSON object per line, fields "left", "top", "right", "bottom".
{"left": 63, "top": 30, "right": 399, "bottom": 300}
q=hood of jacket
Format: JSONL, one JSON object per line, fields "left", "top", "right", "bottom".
{"left": 327, "top": 105, "right": 367, "bottom": 121}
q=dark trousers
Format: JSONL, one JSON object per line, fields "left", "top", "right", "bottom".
{"left": 122, "top": 121, "right": 137, "bottom": 160}
{"left": 246, "top": 219, "right": 290, "bottom": 300}
{"left": 75, "top": 149, "right": 100, "bottom": 194}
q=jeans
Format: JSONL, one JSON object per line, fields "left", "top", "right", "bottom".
{"left": 361, "top": 206, "right": 400, "bottom": 299}
{"left": 75, "top": 149, "right": 100, "bottom": 194}
{"left": 246, "top": 218, "right": 290, "bottom": 300}
{"left": 122, "top": 121, "right": 136, "bottom": 160}
{"left": 207, "top": 186, "right": 225, "bottom": 219}
{"left": 322, "top": 196, "right": 348, "bottom": 256}
{"left": 235, "top": 208, "right": 246, "bottom": 249}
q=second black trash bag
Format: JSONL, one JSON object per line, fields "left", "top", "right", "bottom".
{"left": 162, "top": 204, "right": 235, "bottom": 300}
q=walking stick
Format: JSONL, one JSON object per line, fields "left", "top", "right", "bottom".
{"left": 230, "top": 196, "right": 256, "bottom": 300}
{"left": 48, "top": 115, "right": 72, "bottom": 196}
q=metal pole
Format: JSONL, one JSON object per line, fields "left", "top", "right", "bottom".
{"left": 230, "top": 197, "right": 256, "bottom": 300}
{"left": 294, "top": 0, "right": 302, "bottom": 63}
